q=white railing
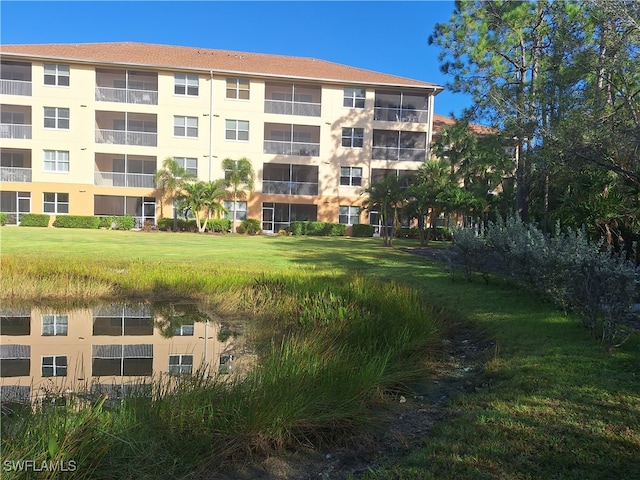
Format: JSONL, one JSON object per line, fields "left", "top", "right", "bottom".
{"left": 263, "top": 140, "right": 319, "bottom": 156}
{"left": 94, "top": 172, "right": 156, "bottom": 188}
{"left": 264, "top": 100, "right": 321, "bottom": 117}
{"left": 372, "top": 146, "right": 426, "bottom": 162}
{"left": 95, "top": 129, "right": 157, "bottom": 146}
{"left": 95, "top": 87, "right": 158, "bottom": 105}
{"left": 374, "top": 107, "right": 428, "bottom": 123}
{"left": 0, "top": 124, "right": 32, "bottom": 139}
{"left": 0, "top": 79, "right": 32, "bottom": 96}
{"left": 0, "top": 167, "right": 32, "bottom": 182}
{"left": 262, "top": 180, "right": 318, "bottom": 196}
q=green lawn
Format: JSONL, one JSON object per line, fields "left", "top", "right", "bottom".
{"left": 1, "top": 227, "right": 639, "bottom": 480}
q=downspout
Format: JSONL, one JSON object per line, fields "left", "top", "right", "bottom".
{"left": 209, "top": 69, "right": 214, "bottom": 181}
{"left": 426, "top": 89, "right": 436, "bottom": 160}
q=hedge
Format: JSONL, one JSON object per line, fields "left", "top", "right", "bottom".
{"left": 19, "top": 214, "right": 50, "bottom": 227}
{"left": 209, "top": 218, "right": 232, "bottom": 233}
{"left": 237, "top": 218, "right": 261, "bottom": 235}
{"left": 0, "top": 213, "right": 7, "bottom": 226}
{"left": 98, "top": 216, "right": 135, "bottom": 230}
{"left": 289, "top": 221, "right": 346, "bottom": 236}
{"left": 352, "top": 224, "right": 375, "bottom": 237}
{"left": 53, "top": 215, "right": 100, "bottom": 229}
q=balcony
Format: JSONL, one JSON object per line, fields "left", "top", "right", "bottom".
{"left": 374, "top": 90, "right": 430, "bottom": 124}
{"left": 372, "top": 146, "right": 426, "bottom": 162}
{"left": 95, "top": 129, "right": 157, "bottom": 147}
{"left": 264, "top": 83, "right": 321, "bottom": 117}
{"left": 0, "top": 61, "right": 32, "bottom": 97}
{"left": 264, "top": 99, "right": 321, "bottom": 117}
{"left": 264, "top": 140, "right": 319, "bottom": 156}
{"left": 0, "top": 124, "right": 31, "bottom": 139}
{"left": 95, "top": 111, "right": 157, "bottom": 146}
{"left": 262, "top": 164, "right": 318, "bottom": 196}
{"left": 262, "top": 181, "right": 318, "bottom": 196}
{"left": 0, "top": 167, "right": 32, "bottom": 183}
{"left": 95, "top": 69, "right": 158, "bottom": 105}
{"left": 94, "top": 172, "right": 156, "bottom": 188}
{"left": 373, "top": 107, "right": 428, "bottom": 123}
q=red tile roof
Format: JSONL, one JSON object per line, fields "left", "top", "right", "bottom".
{"left": 433, "top": 113, "right": 496, "bottom": 136}
{"left": 0, "top": 42, "right": 443, "bottom": 89}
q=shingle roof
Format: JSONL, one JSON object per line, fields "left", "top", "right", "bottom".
{"left": 0, "top": 42, "right": 443, "bottom": 89}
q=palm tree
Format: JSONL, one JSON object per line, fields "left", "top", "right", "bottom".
{"left": 362, "top": 174, "right": 407, "bottom": 247}
{"left": 222, "top": 157, "right": 255, "bottom": 232}
{"left": 180, "top": 180, "right": 227, "bottom": 233}
{"left": 154, "top": 157, "right": 195, "bottom": 231}
{"left": 412, "top": 159, "right": 456, "bottom": 242}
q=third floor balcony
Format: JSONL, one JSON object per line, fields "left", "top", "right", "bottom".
{"left": 95, "top": 111, "right": 157, "bottom": 147}
{"left": 264, "top": 123, "right": 320, "bottom": 156}
{"left": 95, "top": 69, "right": 158, "bottom": 105}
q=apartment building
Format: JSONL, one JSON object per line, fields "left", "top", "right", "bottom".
{"left": 0, "top": 42, "right": 443, "bottom": 232}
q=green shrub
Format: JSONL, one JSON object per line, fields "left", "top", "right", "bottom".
{"left": 352, "top": 224, "right": 375, "bottom": 237}
{"left": 53, "top": 215, "right": 100, "bottom": 229}
{"left": 208, "top": 218, "right": 232, "bottom": 233}
{"left": 0, "top": 213, "right": 7, "bottom": 226}
{"left": 289, "top": 221, "right": 345, "bottom": 236}
{"left": 238, "top": 218, "right": 261, "bottom": 235}
{"left": 99, "top": 216, "right": 135, "bottom": 230}
{"left": 157, "top": 218, "right": 197, "bottom": 232}
{"left": 19, "top": 214, "right": 50, "bottom": 227}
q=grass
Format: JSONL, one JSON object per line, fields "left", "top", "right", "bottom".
{"left": 1, "top": 227, "right": 639, "bottom": 479}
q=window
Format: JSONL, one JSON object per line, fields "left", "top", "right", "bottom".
{"left": 341, "top": 127, "right": 364, "bottom": 148}
{"left": 224, "top": 201, "right": 247, "bottom": 221}
{"left": 43, "top": 150, "right": 69, "bottom": 172}
{"left": 169, "top": 354, "right": 193, "bottom": 375}
{"left": 343, "top": 87, "right": 365, "bottom": 108}
{"left": 225, "top": 120, "right": 249, "bottom": 141}
{"left": 42, "top": 314, "right": 68, "bottom": 336}
{"left": 43, "top": 192, "right": 69, "bottom": 214}
{"left": 339, "top": 206, "right": 360, "bottom": 225}
{"left": 340, "top": 167, "right": 363, "bottom": 187}
{"left": 173, "top": 157, "right": 198, "bottom": 177}
{"left": 174, "top": 324, "right": 194, "bottom": 336}
{"left": 44, "top": 64, "right": 69, "bottom": 86}
{"left": 42, "top": 356, "right": 67, "bottom": 377}
{"left": 174, "top": 116, "right": 198, "bottom": 138}
{"left": 174, "top": 74, "right": 199, "bottom": 96}
{"left": 226, "top": 77, "right": 250, "bottom": 99}
{"left": 43, "top": 107, "right": 69, "bottom": 129}
{"left": 92, "top": 344, "right": 153, "bottom": 376}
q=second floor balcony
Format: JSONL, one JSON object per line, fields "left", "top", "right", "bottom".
{"left": 1, "top": 149, "right": 31, "bottom": 182}
{"left": 262, "top": 163, "right": 318, "bottom": 196}
{"left": 1, "top": 166, "right": 32, "bottom": 183}
{"left": 94, "top": 153, "right": 156, "bottom": 189}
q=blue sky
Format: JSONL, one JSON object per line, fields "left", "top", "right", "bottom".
{"left": 0, "top": 1, "right": 473, "bottom": 118}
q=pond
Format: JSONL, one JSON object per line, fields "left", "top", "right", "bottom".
{"left": 0, "top": 302, "right": 245, "bottom": 407}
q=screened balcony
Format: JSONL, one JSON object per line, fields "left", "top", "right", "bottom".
{"left": 1, "top": 149, "right": 32, "bottom": 183}
{"left": 264, "top": 123, "right": 320, "bottom": 156}
{"left": 94, "top": 195, "right": 156, "bottom": 229}
{"left": 372, "top": 130, "right": 427, "bottom": 162}
{"left": 374, "top": 90, "right": 429, "bottom": 123}
{"left": 0, "top": 61, "right": 32, "bottom": 96}
{"left": 264, "top": 83, "right": 321, "bottom": 117}
{"left": 95, "top": 111, "right": 157, "bottom": 147}
{"left": 262, "top": 163, "right": 319, "bottom": 196}
{"left": 95, "top": 69, "right": 158, "bottom": 105}
{"left": 0, "top": 105, "right": 31, "bottom": 139}
{"left": 94, "top": 153, "right": 157, "bottom": 188}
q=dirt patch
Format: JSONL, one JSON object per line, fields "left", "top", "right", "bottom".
{"left": 205, "top": 323, "right": 495, "bottom": 480}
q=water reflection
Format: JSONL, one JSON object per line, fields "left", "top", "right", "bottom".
{"left": 0, "top": 303, "right": 240, "bottom": 406}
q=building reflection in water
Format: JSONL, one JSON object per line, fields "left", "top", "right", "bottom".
{"left": 0, "top": 303, "right": 238, "bottom": 405}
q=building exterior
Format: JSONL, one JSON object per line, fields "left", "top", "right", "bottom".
{"left": 0, "top": 42, "right": 444, "bottom": 232}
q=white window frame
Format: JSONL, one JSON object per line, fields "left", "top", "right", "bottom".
{"left": 43, "top": 150, "right": 69, "bottom": 173}
{"left": 339, "top": 205, "right": 360, "bottom": 225}
{"left": 341, "top": 127, "right": 364, "bottom": 148}
{"left": 43, "top": 192, "right": 69, "bottom": 215}
{"left": 44, "top": 63, "right": 70, "bottom": 86}
{"left": 174, "top": 324, "right": 194, "bottom": 336}
{"left": 340, "top": 166, "right": 363, "bottom": 187}
{"left": 174, "top": 74, "right": 199, "bottom": 96}
{"left": 43, "top": 107, "right": 69, "bottom": 130}
{"left": 224, "top": 200, "right": 247, "bottom": 221}
{"left": 173, "top": 116, "right": 198, "bottom": 138}
{"left": 225, "top": 119, "right": 249, "bottom": 141}
{"left": 42, "top": 314, "right": 68, "bottom": 336}
{"left": 226, "top": 77, "right": 250, "bottom": 100}
{"left": 42, "top": 355, "right": 68, "bottom": 377}
{"left": 173, "top": 157, "right": 198, "bottom": 177}
{"left": 168, "top": 354, "right": 193, "bottom": 375}
{"left": 343, "top": 87, "right": 365, "bottom": 108}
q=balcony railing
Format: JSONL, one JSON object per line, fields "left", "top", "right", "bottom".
{"left": 0, "top": 124, "right": 32, "bottom": 139}
{"left": 0, "top": 80, "right": 32, "bottom": 96}
{"left": 264, "top": 100, "right": 321, "bottom": 117}
{"left": 373, "top": 107, "right": 428, "bottom": 123}
{"left": 372, "top": 146, "right": 426, "bottom": 162}
{"left": 94, "top": 172, "right": 156, "bottom": 188}
{"left": 262, "top": 180, "right": 319, "bottom": 196}
{"left": 95, "top": 129, "right": 157, "bottom": 147}
{"left": 96, "top": 215, "right": 151, "bottom": 229}
{"left": 0, "top": 167, "right": 32, "bottom": 183}
{"left": 95, "top": 87, "right": 158, "bottom": 105}
{"left": 263, "top": 141, "right": 319, "bottom": 156}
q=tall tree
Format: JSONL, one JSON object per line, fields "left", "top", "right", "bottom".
{"left": 222, "top": 157, "right": 255, "bottom": 232}
{"left": 154, "top": 157, "right": 195, "bottom": 231}
{"left": 362, "top": 174, "right": 407, "bottom": 247}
